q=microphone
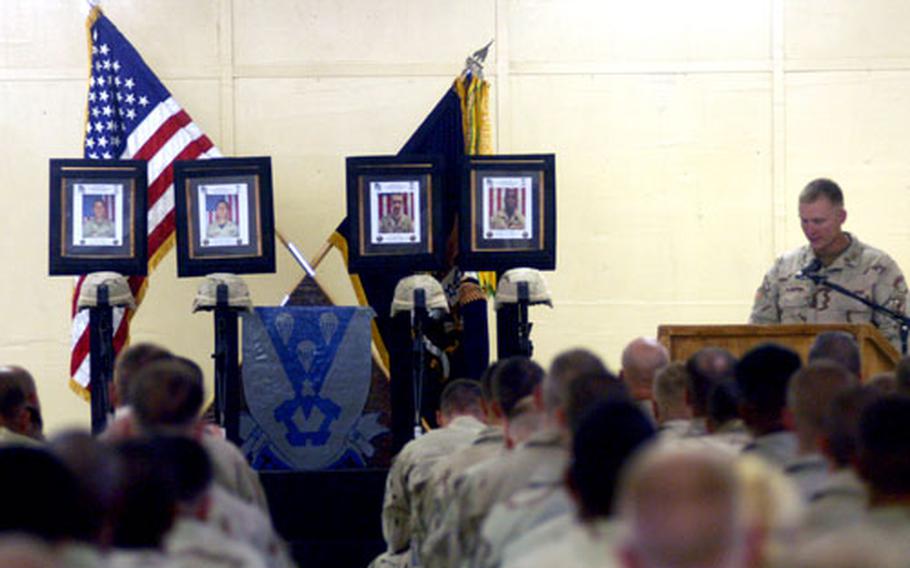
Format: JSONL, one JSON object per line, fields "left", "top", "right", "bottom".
{"left": 796, "top": 258, "right": 823, "bottom": 279}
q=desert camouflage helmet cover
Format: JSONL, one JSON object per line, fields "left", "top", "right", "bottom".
{"left": 494, "top": 268, "right": 553, "bottom": 309}
{"left": 390, "top": 274, "right": 450, "bottom": 317}
{"left": 192, "top": 273, "right": 253, "bottom": 312}
{"left": 77, "top": 271, "right": 136, "bottom": 309}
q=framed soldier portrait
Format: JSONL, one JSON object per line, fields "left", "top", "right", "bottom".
{"left": 345, "top": 155, "right": 444, "bottom": 272}
{"left": 459, "top": 154, "right": 556, "bottom": 271}
{"left": 173, "top": 157, "right": 275, "bottom": 277}
{"left": 48, "top": 159, "right": 147, "bottom": 275}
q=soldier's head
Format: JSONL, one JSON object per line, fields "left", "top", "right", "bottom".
{"left": 856, "top": 395, "right": 910, "bottom": 500}
{"left": 786, "top": 361, "right": 857, "bottom": 452}
{"left": 130, "top": 358, "right": 204, "bottom": 434}
{"left": 112, "top": 343, "right": 172, "bottom": 409}
{"left": 389, "top": 193, "right": 405, "bottom": 219}
{"left": 0, "top": 369, "right": 31, "bottom": 437}
{"left": 0, "top": 447, "right": 85, "bottom": 544}
{"left": 543, "top": 348, "right": 612, "bottom": 417}
{"left": 503, "top": 188, "right": 518, "bottom": 213}
{"left": 618, "top": 446, "right": 745, "bottom": 568}
{"left": 821, "top": 386, "right": 882, "bottom": 469}
{"left": 808, "top": 331, "right": 861, "bottom": 378}
{"left": 568, "top": 399, "right": 654, "bottom": 521}
{"left": 437, "top": 379, "right": 485, "bottom": 426}
{"left": 491, "top": 356, "right": 545, "bottom": 446}
{"left": 735, "top": 343, "right": 801, "bottom": 435}
{"left": 685, "top": 347, "right": 737, "bottom": 418}
{"left": 48, "top": 430, "right": 121, "bottom": 545}
{"left": 0, "top": 366, "right": 42, "bottom": 440}
{"left": 214, "top": 200, "right": 230, "bottom": 224}
{"left": 92, "top": 199, "right": 108, "bottom": 221}
{"left": 620, "top": 337, "right": 669, "bottom": 402}
{"left": 706, "top": 380, "right": 741, "bottom": 433}
{"left": 652, "top": 362, "right": 691, "bottom": 425}
{"left": 798, "top": 178, "right": 847, "bottom": 256}
{"left": 110, "top": 439, "right": 180, "bottom": 549}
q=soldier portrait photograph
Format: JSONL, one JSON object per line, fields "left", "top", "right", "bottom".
{"left": 482, "top": 177, "right": 532, "bottom": 240}
{"left": 198, "top": 184, "right": 249, "bottom": 247}
{"left": 369, "top": 180, "right": 421, "bottom": 245}
{"left": 74, "top": 185, "right": 121, "bottom": 245}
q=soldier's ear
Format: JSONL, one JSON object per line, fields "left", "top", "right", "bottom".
{"left": 838, "top": 207, "right": 847, "bottom": 225}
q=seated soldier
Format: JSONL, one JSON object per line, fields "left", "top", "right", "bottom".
{"left": 108, "top": 439, "right": 182, "bottom": 568}
{"left": 422, "top": 357, "right": 546, "bottom": 568}
{"left": 799, "top": 395, "right": 910, "bottom": 563}
{"left": 419, "top": 362, "right": 507, "bottom": 551}
{"left": 502, "top": 398, "right": 655, "bottom": 568}
{"left": 651, "top": 362, "right": 692, "bottom": 441}
{"left": 783, "top": 361, "right": 857, "bottom": 501}
{"left": 478, "top": 354, "right": 627, "bottom": 568}
{"left": 619, "top": 338, "right": 669, "bottom": 419}
{"left": 701, "top": 380, "right": 751, "bottom": 454}
{"left": 808, "top": 331, "right": 861, "bottom": 378}
{"left": 802, "top": 386, "right": 881, "bottom": 535}
{"left": 103, "top": 342, "right": 172, "bottom": 441}
{"left": 0, "top": 366, "right": 44, "bottom": 441}
{"left": 156, "top": 436, "right": 268, "bottom": 568}
{"left": 736, "top": 344, "right": 802, "bottom": 468}
{"left": 48, "top": 430, "right": 121, "bottom": 566}
{"left": 0, "top": 368, "right": 40, "bottom": 446}
{"left": 0, "top": 447, "right": 85, "bottom": 546}
{"left": 128, "top": 358, "right": 269, "bottom": 512}
{"left": 685, "top": 347, "right": 737, "bottom": 437}
{"left": 617, "top": 446, "right": 750, "bottom": 568}
{"left": 370, "top": 379, "right": 486, "bottom": 568}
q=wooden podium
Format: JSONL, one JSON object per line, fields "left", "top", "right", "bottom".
{"left": 657, "top": 324, "right": 900, "bottom": 379}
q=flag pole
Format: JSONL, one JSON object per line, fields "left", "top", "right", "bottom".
{"left": 275, "top": 230, "right": 317, "bottom": 277}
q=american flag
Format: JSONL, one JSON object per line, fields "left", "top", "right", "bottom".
{"left": 71, "top": 7, "right": 221, "bottom": 395}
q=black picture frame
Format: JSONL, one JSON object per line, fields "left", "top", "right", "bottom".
{"left": 173, "top": 157, "right": 276, "bottom": 277}
{"left": 458, "top": 154, "right": 557, "bottom": 271}
{"left": 345, "top": 155, "right": 445, "bottom": 272}
{"left": 48, "top": 159, "right": 148, "bottom": 276}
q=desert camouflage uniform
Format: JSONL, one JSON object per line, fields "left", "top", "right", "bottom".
{"left": 380, "top": 214, "right": 415, "bottom": 234}
{"left": 490, "top": 210, "right": 525, "bottom": 230}
{"left": 742, "top": 430, "right": 798, "bottom": 469}
{"left": 802, "top": 468, "right": 868, "bottom": 536}
{"left": 473, "top": 455, "right": 573, "bottom": 568}
{"left": 655, "top": 419, "right": 693, "bottom": 443}
{"left": 208, "top": 485, "right": 294, "bottom": 568}
{"left": 165, "top": 518, "right": 267, "bottom": 568}
{"left": 784, "top": 452, "right": 829, "bottom": 503}
{"left": 499, "top": 512, "right": 574, "bottom": 568}
{"left": 418, "top": 426, "right": 505, "bottom": 558}
{"left": 750, "top": 234, "right": 908, "bottom": 351}
{"left": 502, "top": 519, "right": 622, "bottom": 568}
{"left": 425, "top": 427, "right": 567, "bottom": 568}
{"left": 375, "top": 415, "right": 485, "bottom": 567}
{"left": 83, "top": 218, "right": 115, "bottom": 238}
{"left": 697, "top": 419, "right": 751, "bottom": 456}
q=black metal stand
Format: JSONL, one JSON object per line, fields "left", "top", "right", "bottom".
{"left": 516, "top": 282, "right": 533, "bottom": 358}
{"left": 212, "top": 284, "right": 242, "bottom": 444}
{"left": 411, "top": 289, "right": 427, "bottom": 439}
{"left": 496, "top": 282, "right": 534, "bottom": 360}
{"left": 88, "top": 285, "right": 114, "bottom": 435}
{"left": 800, "top": 272, "right": 910, "bottom": 355}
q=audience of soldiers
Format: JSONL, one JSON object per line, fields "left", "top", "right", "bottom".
{"left": 0, "top": 344, "right": 293, "bottom": 568}
{"left": 372, "top": 330, "right": 910, "bottom": 568}
{"left": 4, "top": 329, "right": 910, "bottom": 568}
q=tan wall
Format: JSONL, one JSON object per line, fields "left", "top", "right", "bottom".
{"left": 2, "top": 0, "right": 910, "bottom": 434}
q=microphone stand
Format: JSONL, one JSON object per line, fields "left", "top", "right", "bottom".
{"left": 798, "top": 272, "right": 910, "bottom": 355}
